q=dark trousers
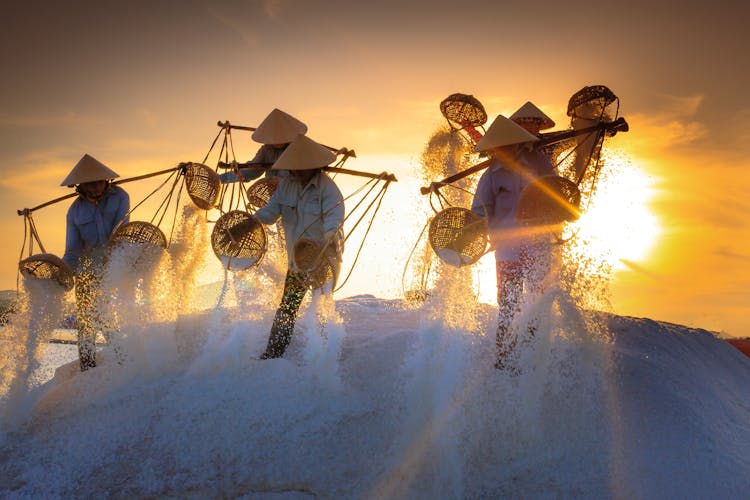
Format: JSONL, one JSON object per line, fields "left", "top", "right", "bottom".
{"left": 75, "top": 270, "right": 102, "bottom": 371}
{"left": 495, "top": 240, "right": 553, "bottom": 368}
{"left": 495, "top": 260, "right": 523, "bottom": 365}
{"left": 261, "top": 271, "right": 308, "bottom": 358}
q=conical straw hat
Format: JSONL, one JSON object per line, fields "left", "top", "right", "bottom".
{"left": 473, "top": 115, "right": 540, "bottom": 152}
{"left": 272, "top": 134, "right": 336, "bottom": 171}
{"left": 510, "top": 101, "right": 555, "bottom": 130}
{"left": 60, "top": 154, "right": 120, "bottom": 186}
{"left": 251, "top": 108, "right": 308, "bottom": 144}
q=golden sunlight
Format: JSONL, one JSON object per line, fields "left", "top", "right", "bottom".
{"left": 476, "top": 152, "right": 660, "bottom": 305}
{"left": 565, "top": 153, "right": 660, "bottom": 269}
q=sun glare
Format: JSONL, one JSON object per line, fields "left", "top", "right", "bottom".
{"left": 476, "top": 152, "right": 660, "bottom": 305}
{"left": 566, "top": 153, "right": 660, "bottom": 269}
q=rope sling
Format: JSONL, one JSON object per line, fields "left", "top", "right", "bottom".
{"left": 202, "top": 122, "right": 269, "bottom": 272}
{"left": 323, "top": 171, "right": 395, "bottom": 292}
{"left": 110, "top": 167, "right": 183, "bottom": 250}
{"left": 17, "top": 211, "right": 75, "bottom": 291}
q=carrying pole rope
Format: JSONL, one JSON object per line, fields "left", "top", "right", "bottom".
{"left": 202, "top": 127, "right": 225, "bottom": 166}
{"left": 341, "top": 179, "right": 390, "bottom": 244}
{"left": 218, "top": 131, "right": 234, "bottom": 211}
{"left": 223, "top": 129, "right": 241, "bottom": 211}
{"left": 340, "top": 178, "right": 382, "bottom": 229}
{"left": 17, "top": 216, "right": 29, "bottom": 292}
{"left": 202, "top": 124, "right": 233, "bottom": 213}
{"left": 25, "top": 213, "right": 46, "bottom": 255}
{"left": 104, "top": 167, "right": 186, "bottom": 251}
{"left": 210, "top": 125, "right": 249, "bottom": 214}
{"left": 151, "top": 168, "right": 186, "bottom": 229}
{"left": 401, "top": 218, "right": 433, "bottom": 301}
{"left": 403, "top": 180, "right": 494, "bottom": 300}
{"left": 295, "top": 173, "right": 395, "bottom": 292}
{"left": 166, "top": 177, "right": 185, "bottom": 247}
{"left": 428, "top": 186, "right": 452, "bottom": 214}
{"left": 228, "top": 127, "right": 252, "bottom": 211}
{"left": 335, "top": 179, "right": 391, "bottom": 291}
{"left": 16, "top": 213, "right": 50, "bottom": 292}
{"left": 118, "top": 168, "right": 181, "bottom": 228}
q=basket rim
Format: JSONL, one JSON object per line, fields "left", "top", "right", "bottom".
{"left": 110, "top": 221, "right": 168, "bottom": 248}
{"left": 18, "top": 253, "right": 75, "bottom": 290}
{"left": 210, "top": 210, "right": 267, "bottom": 269}
{"left": 428, "top": 207, "right": 488, "bottom": 267}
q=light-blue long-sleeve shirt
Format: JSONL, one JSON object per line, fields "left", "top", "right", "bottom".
{"left": 254, "top": 171, "right": 344, "bottom": 270}
{"left": 63, "top": 185, "right": 130, "bottom": 271}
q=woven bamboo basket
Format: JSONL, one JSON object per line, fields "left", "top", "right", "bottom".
{"left": 516, "top": 175, "right": 581, "bottom": 225}
{"left": 185, "top": 162, "right": 221, "bottom": 210}
{"left": 567, "top": 85, "right": 618, "bottom": 121}
{"left": 110, "top": 221, "right": 168, "bottom": 249}
{"left": 211, "top": 210, "right": 267, "bottom": 270}
{"left": 18, "top": 253, "right": 75, "bottom": 291}
{"left": 293, "top": 238, "right": 337, "bottom": 289}
{"left": 439, "top": 93, "right": 487, "bottom": 129}
{"left": 428, "top": 207, "right": 488, "bottom": 267}
{"left": 246, "top": 177, "right": 280, "bottom": 210}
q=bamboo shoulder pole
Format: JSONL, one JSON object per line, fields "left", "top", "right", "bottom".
{"left": 216, "top": 121, "right": 356, "bottom": 158}
{"left": 419, "top": 117, "right": 629, "bottom": 195}
{"left": 419, "top": 159, "right": 491, "bottom": 195}
{"left": 18, "top": 164, "right": 186, "bottom": 216}
{"left": 324, "top": 166, "right": 397, "bottom": 182}
{"left": 217, "top": 161, "right": 395, "bottom": 182}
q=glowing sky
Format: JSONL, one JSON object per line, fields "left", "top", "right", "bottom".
{"left": 1, "top": 0, "right": 748, "bottom": 336}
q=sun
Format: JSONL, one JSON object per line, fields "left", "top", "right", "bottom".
{"left": 565, "top": 152, "right": 660, "bottom": 269}
{"left": 475, "top": 152, "right": 659, "bottom": 304}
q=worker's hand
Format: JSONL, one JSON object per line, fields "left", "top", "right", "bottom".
{"left": 323, "top": 230, "right": 337, "bottom": 242}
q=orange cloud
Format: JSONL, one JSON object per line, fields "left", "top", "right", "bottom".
{"left": 625, "top": 93, "right": 708, "bottom": 154}
{"left": 625, "top": 118, "right": 705, "bottom": 154}
{"left": 714, "top": 247, "right": 750, "bottom": 264}
{"left": 619, "top": 259, "right": 662, "bottom": 279}
{"left": 0, "top": 149, "right": 80, "bottom": 196}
